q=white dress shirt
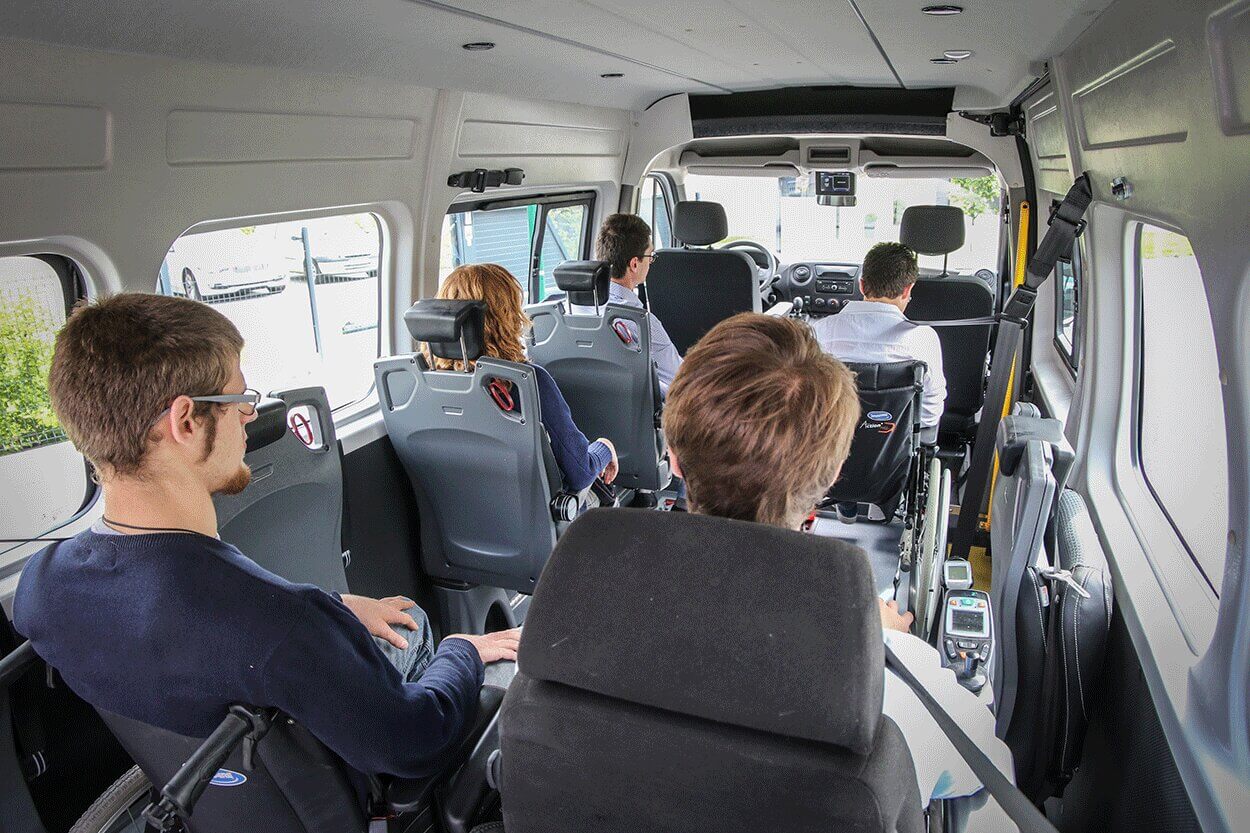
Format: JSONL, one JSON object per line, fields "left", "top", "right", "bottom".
{"left": 570, "top": 280, "right": 682, "bottom": 396}
{"left": 882, "top": 630, "right": 1015, "bottom": 822}
{"left": 811, "top": 300, "right": 947, "bottom": 431}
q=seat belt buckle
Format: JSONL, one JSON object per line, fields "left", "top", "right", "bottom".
{"left": 1047, "top": 200, "right": 1088, "bottom": 239}
{"left": 1039, "top": 567, "right": 1091, "bottom": 599}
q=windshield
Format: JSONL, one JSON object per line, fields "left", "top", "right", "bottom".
{"left": 683, "top": 173, "right": 1001, "bottom": 272}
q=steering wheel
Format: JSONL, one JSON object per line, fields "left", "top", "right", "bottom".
{"left": 719, "top": 240, "right": 780, "bottom": 291}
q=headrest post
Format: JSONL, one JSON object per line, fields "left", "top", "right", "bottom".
{"left": 593, "top": 282, "right": 601, "bottom": 316}
{"left": 459, "top": 333, "right": 471, "bottom": 372}
{"left": 941, "top": 252, "right": 949, "bottom": 279}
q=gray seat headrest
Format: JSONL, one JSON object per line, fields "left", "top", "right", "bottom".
{"left": 673, "top": 201, "right": 729, "bottom": 246}
{"left": 404, "top": 298, "right": 486, "bottom": 362}
{"left": 517, "top": 508, "right": 885, "bottom": 754}
{"left": 900, "top": 205, "right": 966, "bottom": 256}
{"left": 553, "top": 260, "right": 611, "bottom": 307}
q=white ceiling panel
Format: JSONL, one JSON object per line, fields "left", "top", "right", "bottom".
{"left": 0, "top": 0, "right": 1114, "bottom": 111}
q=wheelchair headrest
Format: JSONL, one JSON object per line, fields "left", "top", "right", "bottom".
{"left": 517, "top": 509, "right": 885, "bottom": 754}
{"left": 900, "top": 205, "right": 966, "bottom": 256}
{"left": 554, "top": 260, "right": 611, "bottom": 307}
{"left": 996, "top": 413, "right": 1066, "bottom": 477}
{"left": 673, "top": 200, "right": 728, "bottom": 246}
{"left": 405, "top": 299, "right": 486, "bottom": 363}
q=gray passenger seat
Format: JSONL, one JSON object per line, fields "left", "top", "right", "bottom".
{"left": 214, "top": 387, "right": 349, "bottom": 593}
{"left": 375, "top": 299, "right": 567, "bottom": 596}
{"left": 990, "top": 404, "right": 1113, "bottom": 800}
{"left": 527, "top": 260, "right": 671, "bottom": 493}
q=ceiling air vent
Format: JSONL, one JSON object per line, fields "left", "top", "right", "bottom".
{"left": 807, "top": 146, "right": 852, "bottom": 166}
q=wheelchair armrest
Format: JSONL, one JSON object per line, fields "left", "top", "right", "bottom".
{"left": 439, "top": 688, "right": 506, "bottom": 833}
{"left": 383, "top": 684, "right": 507, "bottom": 815}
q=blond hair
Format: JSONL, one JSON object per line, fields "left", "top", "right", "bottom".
{"left": 664, "top": 313, "right": 860, "bottom": 528}
{"left": 423, "top": 264, "right": 529, "bottom": 370}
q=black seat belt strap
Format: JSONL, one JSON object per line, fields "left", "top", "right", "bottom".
{"left": 883, "top": 642, "right": 1061, "bottom": 833}
{"left": 950, "top": 174, "right": 1092, "bottom": 559}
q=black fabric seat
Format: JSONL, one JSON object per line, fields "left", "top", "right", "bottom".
{"left": 499, "top": 509, "right": 924, "bottom": 833}
{"left": 645, "top": 200, "right": 761, "bottom": 355}
{"left": 900, "top": 205, "right": 995, "bottom": 443}
{"left": 826, "top": 360, "right": 925, "bottom": 518}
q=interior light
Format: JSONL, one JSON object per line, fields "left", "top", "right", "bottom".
{"left": 922, "top": 5, "right": 964, "bottom": 14}
{"left": 943, "top": 50, "right": 974, "bottom": 60}
{"left": 461, "top": 42, "right": 495, "bottom": 51}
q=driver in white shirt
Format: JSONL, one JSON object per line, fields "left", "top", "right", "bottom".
{"left": 571, "top": 214, "right": 682, "bottom": 396}
{"left": 811, "top": 242, "right": 946, "bottom": 443}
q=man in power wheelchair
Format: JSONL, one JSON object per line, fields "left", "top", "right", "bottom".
{"left": 12, "top": 294, "right": 520, "bottom": 833}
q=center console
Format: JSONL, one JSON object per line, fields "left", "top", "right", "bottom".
{"left": 780, "top": 262, "right": 861, "bottom": 314}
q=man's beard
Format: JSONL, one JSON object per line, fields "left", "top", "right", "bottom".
{"left": 201, "top": 411, "right": 251, "bottom": 496}
{"left": 214, "top": 464, "right": 252, "bottom": 496}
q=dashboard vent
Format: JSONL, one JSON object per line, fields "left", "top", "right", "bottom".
{"left": 807, "top": 146, "right": 852, "bottom": 166}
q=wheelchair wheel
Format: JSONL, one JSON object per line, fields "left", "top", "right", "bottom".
{"left": 70, "top": 765, "right": 152, "bottom": 833}
{"left": 910, "top": 455, "right": 944, "bottom": 641}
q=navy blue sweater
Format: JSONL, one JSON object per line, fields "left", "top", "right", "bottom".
{"left": 532, "top": 363, "right": 613, "bottom": 492}
{"left": 13, "top": 530, "right": 484, "bottom": 779}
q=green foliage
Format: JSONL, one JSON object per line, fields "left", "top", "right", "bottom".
{"left": 0, "top": 296, "right": 64, "bottom": 454}
{"left": 949, "top": 175, "right": 1001, "bottom": 224}
{"left": 1140, "top": 229, "right": 1194, "bottom": 259}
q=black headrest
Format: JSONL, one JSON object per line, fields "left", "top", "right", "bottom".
{"left": 404, "top": 298, "right": 486, "bottom": 362}
{"left": 900, "top": 205, "right": 966, "bottom": 256}
{"left": 244, "top": 397, "right": 288, "bottom": 454}
{"left": 673, "top": 201, "right": 728, "bottom": 246}
{"left": 553, "top": 260, "right": 611, "bottom": 307}
{"left": 517, "top": 509, "right": 885, "bottom": 754}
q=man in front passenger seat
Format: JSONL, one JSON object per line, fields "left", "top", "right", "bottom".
{"left": 572, "top": 213, "right": 682, "bottom": 396}
{"left": 663, "top": 313, "right": 1012, "bottom": 823}
{"left": 14, "top": 293, "right": 520, "bottom": 782}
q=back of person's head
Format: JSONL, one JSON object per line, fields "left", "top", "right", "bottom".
{"left": 859, "top": 242, "right": 919, "bottom": 299}
{"left": 427, "top": 263, "right": 528, "bottom": 370}
{"left": 664, "top": 313, "right": 859, "bottom": 528}
{"left": 48, "top": 293, "right": 243, "bottom": 477}
{"left": 595, "top": 213, "right": 652, "bottom": 279}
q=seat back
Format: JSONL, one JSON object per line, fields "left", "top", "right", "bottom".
{"left": 375, "top": 300, "right": 560, "bottom": 594}
{"left": 900, "top": 205, "right": 994, "bottom": 441}
{"left": 826, "top": 361, "right": 925, "bottom": 515}
{"left": 646, "top": 201, "right": 761, "bottom": 355}
{"left": 500, "top": 509, "right": 924, "bottom": 833}
{"left": 988, "top": 404, "right": 1073, "bottom": 738}
{"left": 98, "top": 708, "right": 366, "bottom": 833}
{"left": 527, "top": 262, "right": 670, "bottom": 492}
{"left": 214, "top": 387, "right": 347, "bottom": 593}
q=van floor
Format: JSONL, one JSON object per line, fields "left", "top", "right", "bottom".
{"left": 809, "top": 514, "right": 903, "bottom": 598}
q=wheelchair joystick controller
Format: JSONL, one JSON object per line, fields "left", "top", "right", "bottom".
{"left": 955, "top": 653, "right": 987, "bottom": 694}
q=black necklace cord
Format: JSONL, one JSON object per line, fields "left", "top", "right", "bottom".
{"left": 101, "top": 518, "right": 204, "bottom": 536}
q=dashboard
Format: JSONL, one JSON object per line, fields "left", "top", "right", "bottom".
{"left": 769, "top": 262, "right": 864, "bottom": 317}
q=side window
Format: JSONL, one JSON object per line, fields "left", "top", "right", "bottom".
{"left": 0, "top": 255, "right": 90, "bottom": 554}
{"left": 160, "top": 213, "right": 382, "bottom": 410}
{"left": 1135, "top": 224, "right": 1227, "bottom": 588}
{"left": 1054, "top": 241, "right": 1082, "bottom": 369}
{"left": 538, "top": 204, "right": 588, "bottom": 298}
{"left": 637, "top": 175, "right": 673, "bottom": 250}
{"left": 440, "top": 195, "right": 594, "bottom": 302}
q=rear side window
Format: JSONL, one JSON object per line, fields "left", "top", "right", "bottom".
{"left": 440, "top": 194, "right": 594, "bottom": 302}
{"left": 1135, "top": 224, "right": 1227, "bottom": 588}
{"left": 160, "top": 213, "right": 382, "bottom": 410}
{"left": 1054, "top": 240, "right": 1082, "bottom": 369}
{"left": 0, "top": 255, "right": 89, "bottom": 554}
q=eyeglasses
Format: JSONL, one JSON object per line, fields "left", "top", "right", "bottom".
{"left": 643, "top": 252, "right": 660, "bottom": 264}
{"left": 189, "top": 389, "right": 262, "bottom": 416}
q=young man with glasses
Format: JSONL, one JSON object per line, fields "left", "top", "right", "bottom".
{"left": 14, "top": 293, "right": 519, "bottom": 780}
{"left": 574, "top": 213, "right": 682, "bottom": 396}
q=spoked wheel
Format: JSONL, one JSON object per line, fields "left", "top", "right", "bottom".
{"left": 182, "top": 268, "right": 202, "bottom": 301}
{"left": 910, "top": 453, "right": 947, "bottom": 641}
{"left": 70, "top": 766, "right": 153, "bottom": 833}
